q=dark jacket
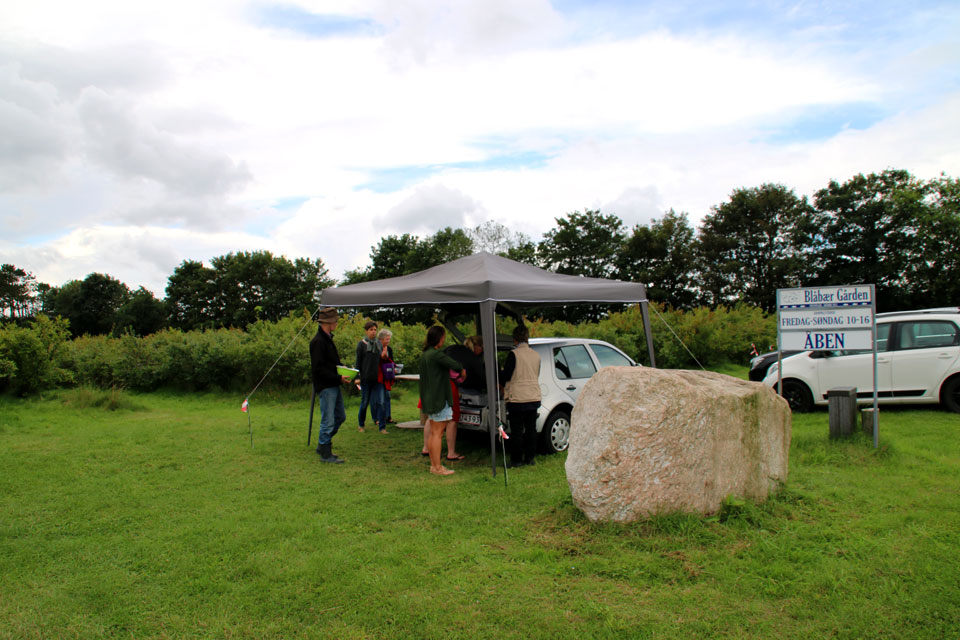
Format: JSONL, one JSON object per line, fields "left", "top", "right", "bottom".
{"left": 444, "top": 344, "right": 486, "bottom": 392}
{"left": 310, "top": 327, "right": 342, "bottom": 392}
{"left": 419, "top": 347, "right": 463, "bottom": 415}
{"left": 355, "top": 337, "right": 381, "bottom": 384}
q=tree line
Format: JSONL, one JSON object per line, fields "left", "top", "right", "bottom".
{"left": 2, "top": 168, "right": 957, "bottom": 336}
{"left": 0, "top": 252, "right": 333, "bottom": 337}
{"left": 346, "top": 169, "right": 960, "bottom": 322}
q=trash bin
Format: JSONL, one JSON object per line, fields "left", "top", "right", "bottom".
{"left": 828, "top": 387, "right": 858, "bottom": 439}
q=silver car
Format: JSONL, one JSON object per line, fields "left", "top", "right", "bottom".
{"left": 457, "top": 337, "right": 639, "bottom": 453}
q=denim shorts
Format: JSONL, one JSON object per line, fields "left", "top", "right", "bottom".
{"left": 428, "top": 403, "right": 453, "bottom": 422}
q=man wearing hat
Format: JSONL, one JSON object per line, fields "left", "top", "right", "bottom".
{"left": 310, "top": 307, "right": 352, "bottom": 463}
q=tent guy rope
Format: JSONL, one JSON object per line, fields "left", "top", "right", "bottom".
{"left": 240, "top": 305, "right": 322, "bottom": 447}
{"left": 649, "top": 304, "right": 706, "bottom": 371}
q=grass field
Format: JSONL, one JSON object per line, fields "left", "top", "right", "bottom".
{"left": 1, "top": 379, "right": 958, "bottom": 639}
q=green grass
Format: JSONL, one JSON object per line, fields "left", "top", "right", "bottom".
{"left": 1, "top": 380, "right": 958, "bottom": 639}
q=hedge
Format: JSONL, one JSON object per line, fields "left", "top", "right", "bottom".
{"left": 0, "top": 304, "right": 776, "bottom": 395}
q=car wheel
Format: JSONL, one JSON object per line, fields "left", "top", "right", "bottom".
{"left": 541, "top": 410, "right": 571, "bottom": 454}
{"left": 941, "top": 377, "right": 960, "bottom": 413}
{"left": 780, "top": 380, "right": 814, "bottom": 413}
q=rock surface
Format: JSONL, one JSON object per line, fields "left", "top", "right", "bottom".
{"left": 565, "top": 367, "right": 791, "bottom": 522}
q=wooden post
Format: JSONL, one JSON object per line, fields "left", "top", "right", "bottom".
{"left": 861, "top": 407, "right": 878, "bottom": 437}
{"left": 828, "top": 386, "right": 857, "bottom": 439}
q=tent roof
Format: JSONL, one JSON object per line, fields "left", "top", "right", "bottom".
{"left": 320, "top": 252, "right": 647, "bottom": 308}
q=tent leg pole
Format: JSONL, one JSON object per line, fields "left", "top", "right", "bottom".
{"left": 307, "top": 388, "right": 316, "bottom": 447}
{"left": 480, "top": 301, "right": 499, "bottom": 478}
{"left": 641, "top": 299, "right": 657, "bottom": 368}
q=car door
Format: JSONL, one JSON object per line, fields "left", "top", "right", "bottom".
{"left": 889, "top": 320, "right": 960, "bottom": 398}
{"left": 552, "top": 344, "right": 598, "bottom": 402}
{"left": 814, "top": 323, "right": 893, "bottom": 400}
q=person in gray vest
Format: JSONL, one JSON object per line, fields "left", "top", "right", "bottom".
{"left": 500, "top": 325, "right": 541, "bottom": 468}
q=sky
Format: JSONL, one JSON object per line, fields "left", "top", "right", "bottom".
{"left": 1, "top": 0, "right": 959, "bottom": 297}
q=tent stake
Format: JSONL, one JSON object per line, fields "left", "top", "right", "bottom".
{"left": 247, "top": 405, "right": 253, "bottom": 448}
{"left": 500, "top": 427, "right": 509, "bottom": 487}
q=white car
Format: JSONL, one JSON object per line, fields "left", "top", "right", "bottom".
{"left": 457, "top": 337, "right": 639, "bottom": 452}
{"left": 762, "top": 308, "right": 960, "bottom": 413}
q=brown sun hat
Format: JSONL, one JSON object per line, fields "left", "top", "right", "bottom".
{"left": 317, "top": 307, "right": 339, "bottom": 324}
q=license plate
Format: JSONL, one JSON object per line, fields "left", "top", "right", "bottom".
{"left": 460, "top": 413, "right": 481, "bottom": 425}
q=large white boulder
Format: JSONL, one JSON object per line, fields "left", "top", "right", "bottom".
{"left": 565, "top": 367, "right": 791, "bottom": 522}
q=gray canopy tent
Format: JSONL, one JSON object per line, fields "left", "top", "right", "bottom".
{"left": 320, "top": 251, "right": 656, "bottom": 476}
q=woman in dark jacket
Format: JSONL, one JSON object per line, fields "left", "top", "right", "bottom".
{"left": 419, "top": 325, "right": 464, "bottom": 476}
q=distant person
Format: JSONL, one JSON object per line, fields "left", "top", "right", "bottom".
{"left": 445, "top": 335, "right": 486, "bottom": 392}
{"left": 355, "top": 320, "right": 385, "bottom": 433}
{"left": 309, "top": 307, "right": 352, "bottom": 464}
{"left": 377, "top": 328, "right": 396, "bottom": 431}
{"left": 419, "top": 325, "right": 465, "bottom": 476}
{"left": 500, "top": 325, "right": 541, "bottom": 468}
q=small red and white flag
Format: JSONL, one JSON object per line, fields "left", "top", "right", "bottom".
{"left": 498, "top": 425, "right": 509, "bottom": 440}
{"left": 241, "top": 399, "right": 249, "bottom": 413}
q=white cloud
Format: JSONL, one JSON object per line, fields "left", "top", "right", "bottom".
{"left": 1, "top": 226, "right": 206, "bottom": 297}
{"left": 603, "top": 187, "right": 665, "bottom": 228}
{"left": 377, "top": 183, "right": 484, "bottom": 233}
{"left": 0, "top": 40, "right": 170, "bottom": 97}
{"left": 371, "top": 0, "right": 567, "bottom": 64}
{"left": 0, "top": 61, "right": 72, "bottom": 190}
{"left": 77, "top": 87, "right": 251, "bottom": 199}
{"left": 0, "top": 0, "right": 958, "bottom": 297}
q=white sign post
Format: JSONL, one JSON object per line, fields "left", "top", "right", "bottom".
{"left": 776, "top": 285, "right": 879, "bottom": 446}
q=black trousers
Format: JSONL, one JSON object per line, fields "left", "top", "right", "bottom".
{"left": 507, "top": 406, "right": 539, "bottom": 463}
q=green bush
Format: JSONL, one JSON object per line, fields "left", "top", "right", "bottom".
{"left": 2, "top": 305, "right": 777, "bottom": 391}
{"left": 651, "top": 304, "right": 776, "bottom": 368}
{"left": 116, "top": 333, "right": 170, "bottom": 391}
{"left": 0, "top": 352, "right": 15, "bottom": 382}
{"left": 68, "top": 335, "right": 120, "bottom": 388}
{"left": 525, "top": 303, "right": 776, "bottom": 370}
{"left": 152, "top": 328, "right": 246, "bottom": 392}
{"left": 0, "top": 315, "right": 73, "bottom": 395}
{"left": 242, "top": 314, "right": 315, "bottom": 390}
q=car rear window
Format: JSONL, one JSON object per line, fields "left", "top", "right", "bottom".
{"left": 591, "top": 344, "right": 632, "bottom": 368}
{"left": 554, "top": 345, "right": 597, "bottom": 380}
{"left": 897, "top": 320, "right": 960, "bottom": 350}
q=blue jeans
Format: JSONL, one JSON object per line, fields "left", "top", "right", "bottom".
{"left": 383, "top": 388, "right": 392, "bottom": 421}
{"left": 317, "top": 386, "right": 346, "bottom": 447}
{"left": 358, "top": 383, "right": 386, "bottom": 429}
{"left": 358, "top": 383, "right": 373, "bottom": 426}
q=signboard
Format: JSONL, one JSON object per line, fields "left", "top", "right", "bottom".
{"left": 775, "top": 284, "right": 879, "bottom": 448}
{"left": 777, "top": 285, "right": 875, "bottom": 351}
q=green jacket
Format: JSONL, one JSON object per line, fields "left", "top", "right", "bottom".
{"left": 419, "top": 347, "right": 464, "bottom": 415}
